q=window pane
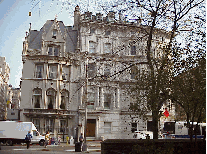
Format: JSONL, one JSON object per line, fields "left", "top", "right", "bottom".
{"left": 89, "top": 41, "right": 95, "bottom": 53}
{"left": 48, "top": 47, "right": 53, "bottom": 55}
{"left": 104, "top": 122, "right": 111, "bottom": 133}
{"left": 105, "top": 31, "right": 111, "bottom": 35}
{"left": 33, "top": 119, "right": 40, "bottom": 132}
{"left": 104, "top": 43, "right": 111, "bottom": 53}
{"left": 131, "top": 46, "right": 136, "bottom": 55}
{"left": 104, "top": 65, "right": 110, "bottom": 77}
{"left": 88, "top": 63, "right": 96, "bottom": 78}
{"left": 36, "top": 65, "right": 43, "bottom": 78}
{"left": 49, "top": 66, "right": 57, "bottom": 79}
{"left": 131, "top": 123, "right": 137, "bottom": 133}
{"left": 104, "top": 94, "right": 111, "bottom": 109}
{"left": 53, "top": 29, "right": 57, "bottom": 36}
{"left": 54, "top": 47, "right": 59, "bottom": 56}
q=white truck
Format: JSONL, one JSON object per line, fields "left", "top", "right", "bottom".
{"left": 163, "top": 121, "right": 206, "bottom": 139}
{"left": 0, "top": 121, "right": 45, "bottom": 146}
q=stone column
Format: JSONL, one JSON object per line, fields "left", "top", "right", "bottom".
{"left": 56, "top": 64, "right": 60, "bottom": 109}
{"left": 100, "top": 87, "right": 104, "bottom": 108}
{"left": 112, "top": 89, "right": 116, "bottom": 109}
{"left": 116, "top": 88, "right": 120, "bottom": 108}
{"left": 80, "top": 86, "right": 83, "bottom": 108}
{"left": 54, "top": 119, "right": 59, "bottom": 139}
{"left": 96, "top": 87, "right": 99, "bottom": 108}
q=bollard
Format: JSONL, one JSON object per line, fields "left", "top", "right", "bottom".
{"left": 66, "top": 136, "right": 69, "bottom": 145}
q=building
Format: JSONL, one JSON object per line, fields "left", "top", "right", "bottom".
{"left": 20, "top": 17, "right": 79, "bottom": 141}
{"left": 0, "top": 57, "right": 10, "bottom": 120}
{"left": 20, "top": 6, "right": 174, "bottom": 140}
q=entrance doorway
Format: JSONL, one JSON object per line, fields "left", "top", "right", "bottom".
{"left": 86, "top": 119, "right": 96, "bottom": 137}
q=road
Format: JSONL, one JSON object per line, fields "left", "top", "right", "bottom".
{"left": 0, "top": 143, "right": 101, "bottom": 154}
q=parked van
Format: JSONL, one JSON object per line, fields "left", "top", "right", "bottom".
{"left": 0, "top": 121, "right": 45, "bottom": 145}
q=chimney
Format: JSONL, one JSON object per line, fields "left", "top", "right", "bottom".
{"left": 74, "top": 5, "right": 80, "bottom": 30}
{"left": 96, "top": 13, "right": 103, "bottom": 22}
{"left": 107, "top": 11, "right": 115, "bottom": 22}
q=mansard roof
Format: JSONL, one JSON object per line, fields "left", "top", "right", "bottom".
{"left": 27, "top": 20, "right": 78, "bottom": 53}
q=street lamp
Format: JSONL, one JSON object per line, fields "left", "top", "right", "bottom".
{"left": 82, "top": 55, "right": 88, "bottom": 151}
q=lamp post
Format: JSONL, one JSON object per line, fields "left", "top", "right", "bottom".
{"left": 82, "top": 55, "right": 88, "bottom": 151}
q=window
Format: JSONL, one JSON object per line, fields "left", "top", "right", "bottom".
{"left": 49, "top": 65, "right": 57, "bottom": 79}
{"left": 131, "top": 123, "right": 137, "bottom": 133}
{"left": 59, "top": 120, "right": 66, "bottom": 133}
{"left": 87, "top": 92, "right": 95, "bottom": 109}
{"left": 104, "top": 94, "right": 111, "bottom": 109}
{"left": 104, "top": 43, "right": 111, "bottom": 54}
{"left": 33, "top": 119, "right": 40, "bottom": 132}
{"left": 60, "top": 91, "right": 68, "bottom": 109}
{"left": 131, "top": 45, "right": 136, "bottom": 55}
{"left": 47, "top": 89, "right": 56, "bottom": 109}
{"left": 35, "top": 65, "right": 43, "bottom": 78}
{"left": 90, "top": 28, "right": 95, "bottom": 34}
{"left": 89, "top": 41, "right": 95, "bottom": 53}
{"left": 33, "top": 89, "right": 41, "bottom": 108}
{"left": 62, "top": 67, "right": 68, "bottom": 80}
{"left": 104, "top": 122, "right": 111, "bottom": 133}
{"left": 45, "top": 119, "right": 54, "bottom": 133}
{"left": 104, "top": 64, "right": 110, "bottom": 77}
{"left": 52, "top": 29, "right": 57, "bottom": 39}
{"left": 48, "top": 46, "right": 59, "bottom": 56}
{"left": 105, "top": 30, "right": 111, "bottom": 35}
{"left": 87, "top": 63, "right": 96, "bottom": 78}
{"left": 131, "top": 66, "right": 137, "bottom": 79}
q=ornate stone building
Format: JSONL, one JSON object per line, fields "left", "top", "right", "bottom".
{"left": 0, "top": 57, "right": 10, "bottom": 120}
{"left": 20, "top": 6, "right": 174, "bottom": 140}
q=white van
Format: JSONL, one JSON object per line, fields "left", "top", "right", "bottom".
{"left": 133, "top": 131, "right": 153, "bottom": 139}
{"left": 0, "top": 121, "right": 45, "bottom": 145}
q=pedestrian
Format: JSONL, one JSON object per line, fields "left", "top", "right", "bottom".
{"left": 25, "top": 131, "right": 32, "bottom": 149}
{"left": 45, "top": 131, "right": 50, "bottom": 148}
{"left": 79, "top": 133, "right": 84, "bottom": 146}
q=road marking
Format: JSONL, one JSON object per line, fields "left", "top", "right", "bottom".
{"left": 13, "top": 148, "right": 44, "bottom": 151}
{"left": 65, "top": 149, "right": 75, "bottom": 151}
{"left": 65, "top": 149, "right": 101, "bottom": 152}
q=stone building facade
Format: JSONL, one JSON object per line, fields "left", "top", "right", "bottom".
{"left": 20, "top": 6, "right": 174, "bottom": 140}
{"left": 0, "top": 57, "right": 10, "bottom": 120}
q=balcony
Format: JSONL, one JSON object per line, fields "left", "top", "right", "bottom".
{"left": 23, "top": 109, "right": 77, "bottom": 118}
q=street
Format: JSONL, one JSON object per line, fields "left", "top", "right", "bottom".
{"left": 0, "top": 142, "right": 101, "bottom": 154}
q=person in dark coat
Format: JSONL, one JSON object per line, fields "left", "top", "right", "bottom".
{"left": 25, "top": 131, "right": 32, "bottom": 149}
{"left": 79, "top": 133, "right": 84, "bottom": 146}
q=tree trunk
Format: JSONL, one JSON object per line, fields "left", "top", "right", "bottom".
{"left": 152, "top": 110, "right": 159, "bottom": 139}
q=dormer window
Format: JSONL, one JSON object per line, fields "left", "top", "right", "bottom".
{"left": 52, "top": 29, "right": 57, "bottom": 39}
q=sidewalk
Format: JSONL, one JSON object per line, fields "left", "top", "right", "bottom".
{"left": 57, "top": 140, "right": 102, "bottom": 147}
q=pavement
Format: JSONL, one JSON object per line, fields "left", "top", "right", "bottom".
{"left": 58, "top": 140, "right": 102, "bottom": 147}
{"left": 0, "top": 141, "right": 102, "bottom": 154}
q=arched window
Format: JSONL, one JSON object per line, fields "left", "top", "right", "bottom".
{"left": 33, "top": 89, "right": 42, "bottom": 108}
{"left": 47, "top": 89, "right": 56, "bottom": 109}
{"left": 60, "top": 91, "right": 69, "bottom": 109}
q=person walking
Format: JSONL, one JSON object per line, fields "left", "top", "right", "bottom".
{"left": 79, "top": 133, "right": 84, "bottom": 147}
{"left": 45, "top": 131, "right": 50, "bottom": 148}
{"left": 25, "top": 131, "right": 32, "bottom": 149}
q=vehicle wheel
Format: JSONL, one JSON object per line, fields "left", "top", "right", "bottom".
{"left": 39, "top": 140, "right": 44, "bottom": 146}
{"left": 6, "top": 140, "right": 13, "bottom": 146}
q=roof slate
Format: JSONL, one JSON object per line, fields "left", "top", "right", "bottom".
{"left": 28, "top": 20, "right": 77, "bottom": 52}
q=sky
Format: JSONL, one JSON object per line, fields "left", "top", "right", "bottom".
{"left": 0, "top": 0, "right": 75, "bottom": 88}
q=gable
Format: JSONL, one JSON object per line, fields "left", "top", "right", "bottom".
{"left": 44, "top": 20, "right": 65, "bottom": 42}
